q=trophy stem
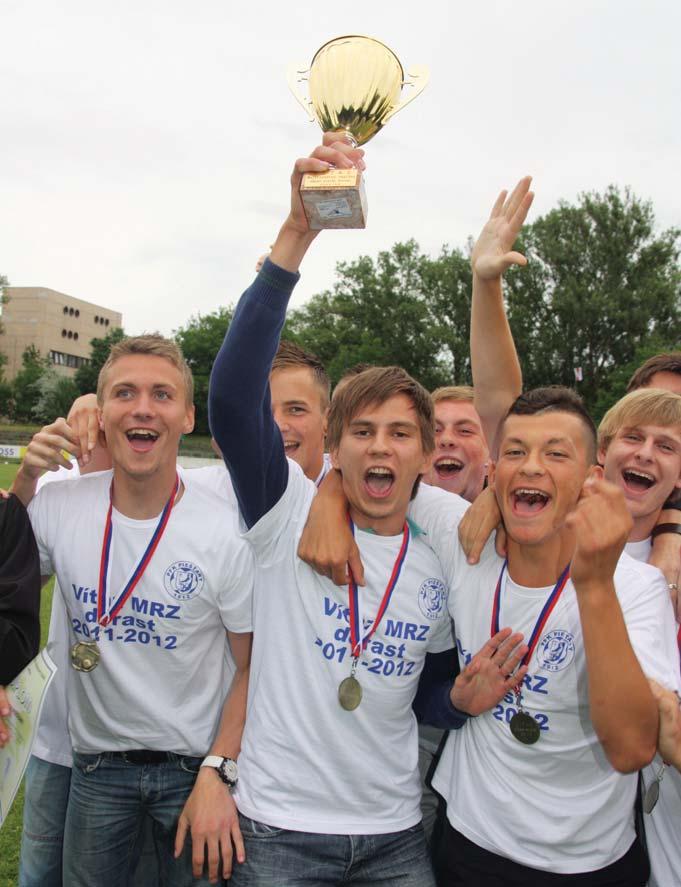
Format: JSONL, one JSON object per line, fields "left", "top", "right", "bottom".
{"left": 326, "top": 129, "right": 359, "bottom": 149}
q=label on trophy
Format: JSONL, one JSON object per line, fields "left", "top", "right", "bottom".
{"left": 317, "top": 198, "right": 353, "bottom": 220}
{"left": 301, "top": 169, "right": 359, "bottom": 189}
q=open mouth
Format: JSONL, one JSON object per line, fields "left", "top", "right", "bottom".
{"left": 364, "top": 466, "right": 395, "bottom": 499}
{"left": 622, "top": 469, "right": 655, "bottom": 493}
{"left": 283, "top": 440, "right": 300, "bottom": 455}
{"left": 512, "top": 487, "right": 551, "bottom": 514}
{"left": 125, "top": 428, "right": 159, "bottom": 453}
{"left": 434, "top": 457, "right": 463, "bottom": 478}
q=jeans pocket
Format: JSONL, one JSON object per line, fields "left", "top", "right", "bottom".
{"left": 238, "top": 813, "right": 286, "bottom": 838}
{"left": 178, "top": 755, "right": 202, "bottom": 775}
{"left": 72, "top": 752, "right": 103, "bottom": 775}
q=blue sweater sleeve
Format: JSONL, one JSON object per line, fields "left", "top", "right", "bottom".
{"left": 412, "top": 647, "right": 470, "bottom": 730}
{"left": 208, "top": 258, "right": 301, "bottom": 529}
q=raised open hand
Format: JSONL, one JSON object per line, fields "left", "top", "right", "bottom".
{"left": 471, "top": 176, "right": 534, "bottom": 280}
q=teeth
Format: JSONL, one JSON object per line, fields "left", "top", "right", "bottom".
{"left": 624, "top": 470, "right": 655, "bottom": 483}
{"left": 368, "top": 467, "right": 392, "bottom": 476}
{"left": 127, "top": 429, "right": 159, "bottom": 439}
{"left": 514, "top": 488, "right": 549, "bottom": 503}
{"left": 437, "top": 459, "right": 463, "bottom": 467}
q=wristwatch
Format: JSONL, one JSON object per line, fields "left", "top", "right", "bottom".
{"left": 201, "top": 755, "right": 238, "bottom": 788}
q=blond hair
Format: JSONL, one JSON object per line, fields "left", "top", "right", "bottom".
{"left": 431, "top": 385, "right": 475, "bottom": 405}
{"left": 97, "top": 334, "right": 194, "bottom": 405}
{"left": 598, "top": 388, "right": 681, "bottom": 452}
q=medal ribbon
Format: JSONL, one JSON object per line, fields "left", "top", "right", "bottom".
{"left": 97, "top": 473, "right": 180, "bottom": 627}
{"left": 491, "top": 559, "right": 571, "bottom": 671}
{"left": 347, "top": 517, "right": 410, "bottom": 659}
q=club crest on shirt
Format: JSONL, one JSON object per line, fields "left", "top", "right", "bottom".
{"left": 418, "top": 578, "right": 448, "bottom": 620}
{"left": 536, "top": 629, "right": 575, "bottom": 672}
{"left": 163, "top": 561, "right": 205, "bottom": 601}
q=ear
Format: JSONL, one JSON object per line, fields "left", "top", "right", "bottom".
{"left": 487, "top": 460, "right": 497, "bottom": 489}
{"left": 97, "top": 408, "right": 105, "bottom": 433}
{"left": 586, "top": 464, "right": 604, "bottom": 483}
{"left": 322, "top": 408, "right": 329, "bottom": 438}
{"left": 183, "top": 404, "right": 195, "bottom": 436}
{"left": 329, "top": 448, "right": 340, "bottom": 471}
{"left": 597, "top": 445, "right": 607, "bottom": 467}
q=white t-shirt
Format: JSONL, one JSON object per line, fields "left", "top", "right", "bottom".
{"left": 235, "top": 460, "right": 454, "bottom": 835}
{"left": 31, "top": 462, "right": 83, "bottom": 767}
{"left": 409, "top": 485, "right": 681, "bottom": 874}
{"left": 28, "top": 466, "right": 253, "bottom": 755}
{"left": 626, "top": 536, "right": 681, "bottom": 887}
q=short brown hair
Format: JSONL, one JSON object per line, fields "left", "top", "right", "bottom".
{"left": 333, "top": 363, "right": 379, "bottom": 400}
{"left": 97, "top": 334, "right": 194, "bottom": 405}
{"left": 503, "top": 386, "right": 597, "bottom": 463}
{"left": 626, "top": 352, "right": 681, "bottom": 392}
{"left": 431, "top": 385, "right": 475, "bottom": 405}
{"left": 598, "top": 388, "right": 681, "bottom": 452}
{"left": 326, "top": 366, "right": 435, "bottom": 455}
{"left": 271, "top": 340, "right": 330, "bottom": 408}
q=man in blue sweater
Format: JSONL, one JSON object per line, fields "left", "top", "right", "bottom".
{"left": 207, "top": 138, "right": 526, "bottom": 886}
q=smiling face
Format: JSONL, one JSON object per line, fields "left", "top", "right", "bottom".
{"left": 270, "top": 366, "right": 327, "bottom": 482}
{"left": 423, "top": 399, "right": 488, "bottom": 502}
{"left": 491, "top": 412, "right": 593, "bottom": 547}
{"left": 330, "top": 393, "right": 432, "bottom": 536}
{"left": 600, "top": 424, "right": 681, "bottom": 536}
{"left": 98, "top": 354, "right": 195, "bottom": 482}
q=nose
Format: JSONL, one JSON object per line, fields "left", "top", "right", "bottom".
{"left": 132, "top": 393, "right": 155, "bottom": 418}
{"left": 635, "top": 436, "right": 655, "bottom": 462}
{"left": 519, "top": 449, "right": 545, "bottom": 477}
{"left": 368, "top": 428, "right": 392, "bottom": 455}
{"left": 437, "top": 425, "right": 455, "bottom": 448}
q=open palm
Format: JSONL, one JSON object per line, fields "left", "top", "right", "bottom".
{"left": 472, "top": 176, "right": 534, "bottom": 280}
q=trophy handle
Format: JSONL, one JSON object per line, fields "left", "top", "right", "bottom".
{"left": 383, "top": 65, "right": 430, "bottom": 123}
{"left": 287, "top": 62, "right": 316, "bottom": 122}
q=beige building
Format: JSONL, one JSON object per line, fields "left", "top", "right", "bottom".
{"left": 0, "top": 287, "right": 122, "bottom": 380}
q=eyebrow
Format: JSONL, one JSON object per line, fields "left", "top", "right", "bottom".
{"left": 349, "top": 419, "right": 419, "bottom": 431}
{"left": 504, "top": 436, "right": 573, "bottom": 447}
{"left": 111, "top": 381, "right": 178, "bottom": 391}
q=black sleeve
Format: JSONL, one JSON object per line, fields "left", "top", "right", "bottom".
{"left": 0, "top": 495, "right": 41, "bottom": 684}
{"left": 412, "top": 646, "right": 470, "bottom": 730}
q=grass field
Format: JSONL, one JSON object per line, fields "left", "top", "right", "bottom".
{"left": 0, "top": 462, "right": 54, "bottom": 886}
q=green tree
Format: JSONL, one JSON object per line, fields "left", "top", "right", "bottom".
{"left": 174, "top": 307, "right": 233, "bottom": 434}
{"left": 32, "top": 372, "right": 81, "bottom": 424}
{"left": 74, "top": 327, "right": 126, "bottom": 395}
{"left": 12, "top": 345, "right": 50, "bottom": 422}
{"left": 286, "top": 241, "right": 463, "bottom": 391}
{"left": 505, "top": 186, "right": 681, "bottom": 412}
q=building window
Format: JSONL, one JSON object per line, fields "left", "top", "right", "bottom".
{"left": 105, "top": 318, "right": 110, "bottom": 326}
{"left": 62, "top": 329, "right": 67, "bottom": 337}
{"left": 67, "top": 330, "right": 73, "bottom": 338}
{"left": 95, "top": 315, "right": 99, "bottom": 323}
{"left": 69, "top": 307, "right": 74, "bottom": 316}
{"left": 63, "top": 306, "right": 68, "bottom": 314}
{"left": 75, "top": 309, "right": 80, "bottom": 318}
{"left": 49, "top": 350, "right": 89, "bottom": 369}
{"left": 74, "top": 332, "right": 79, "bottom": 341}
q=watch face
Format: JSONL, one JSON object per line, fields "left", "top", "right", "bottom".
{"left": 219, "top": 758, "right": 238, "bottom": 784}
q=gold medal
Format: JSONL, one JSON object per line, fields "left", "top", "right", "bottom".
{"left": 71, "top": 641, "right": 101, "bottom": 673}
{"left": 338, "top": 676, "right": 362, "bottom": 711}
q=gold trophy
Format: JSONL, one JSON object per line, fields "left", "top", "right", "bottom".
{"left": 288, "top": 36, "right": 429, "bottom": 229}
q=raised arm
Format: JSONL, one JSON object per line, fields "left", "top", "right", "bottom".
{"left": 470, "top": 178, "right": 533, "bottom": 455}
{"left": 208, "top": 140, "right": 364, "bottom": 529}
{"left": 567, "top": 478, "right": 658, "bottom": 772}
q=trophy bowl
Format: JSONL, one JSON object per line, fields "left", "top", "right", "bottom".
{"left": 288, "top": 36, "right": 429, "bottom": 228}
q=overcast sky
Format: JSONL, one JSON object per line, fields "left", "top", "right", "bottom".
{"left": 2, "top": 0, "right": 679, "bottom": 336}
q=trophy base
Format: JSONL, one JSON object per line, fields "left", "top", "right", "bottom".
{"left": 300, "top": 169, "right": 367, "bottom": 229}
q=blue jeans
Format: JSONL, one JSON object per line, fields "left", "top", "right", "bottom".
{"left": 19, "top": 756, "right": 71, "bottom": 887}
{"left": 230, "top": 813, "right": 435, "bottom": 886}
{"left": 63, "top": 751, "right": 210, "bottom": 887}
{"left": 19, "top": 755, "right": 160, "bottom": 887}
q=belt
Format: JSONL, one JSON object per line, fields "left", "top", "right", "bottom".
{"left": 106, "top": 750, "right": 174, "bottom": 765}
